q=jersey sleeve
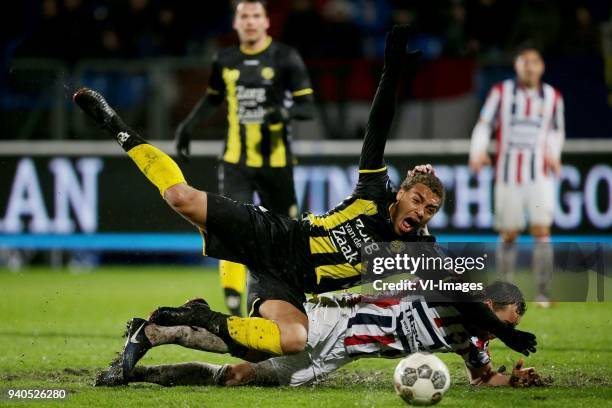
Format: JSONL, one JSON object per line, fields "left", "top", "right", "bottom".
{"left": 458, "top": 337, "right": 491, "bottom": 368}
{"left": 353, "top": 65, "right": 400, "bottom": 199}
{"left": 180, "top": 54, "right": 225, "bottom": 132}
{"left": 207, "top": 54, "right": 225, "bottom": 97}
{"left": 353, "top": 171, "right": 393, "bottom": 200}
{"left": 480, "top": 84, "right": 502, "bottom": 125}
{"left": 547, "top": 91, "right": 565, "bottom": 160}
{"left": 285, "top": 48, "right": 313, "bottom": 98}
{"left": 469, "top": 84, "right": 501, "bottom": 160}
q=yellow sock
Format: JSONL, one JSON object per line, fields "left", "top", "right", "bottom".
{"left": 220, "top": 261, "right": 247, "bottom": 293}
{"left": 226, "top": 317, "right": 283, "bottom": 355}
{"left": 126, "top": 144, "right": 186, "bottom": 196}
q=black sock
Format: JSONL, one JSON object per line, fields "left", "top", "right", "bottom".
{"left": 199, "top": 310, "right": 249, "bottom": 358}
{"left": 127, "top": 366, "right": 147, "bottom": 382}
{"left": 148, "top": 304, "right": 248, "bottom": 358}
{"left": 108, "top": 116, "right": 146, "bottom": 152}
{"left": 130, "top": 363, "right": 226, "bottom": 386}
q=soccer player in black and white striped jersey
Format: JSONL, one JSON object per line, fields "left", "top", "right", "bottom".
{"left": 96, "top": 281, "right": 542, "bottom": 388}
{"left": 469, "top": 47, "right": 565, "bottom": 305}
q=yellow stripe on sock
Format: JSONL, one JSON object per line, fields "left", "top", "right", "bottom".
{"left": 127, "top": 144, "right": 186, "bottom": 196}
{"left": 227, "top": 316, "right": 283, "bottom": 355}
{"left": 220, "top": 260, "right": 247, "bottom": 293}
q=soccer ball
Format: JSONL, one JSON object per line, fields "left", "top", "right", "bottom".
{"left": 393, "top": 353, "right": 450, "bottom": 406}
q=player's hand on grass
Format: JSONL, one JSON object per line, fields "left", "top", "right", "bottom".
{"left": 509, "top": 359, "right": 544, "bottom": 387}
{"left": 384, "top": 25, "right": 422, "bottom": 70}
{"left": 469, "top": 152, "right": 491, "bottom": 174}
{"left": 175, "top": 122, "right": 191, "bottom": 162}
{"left": 497, "top": 327, "right": 537, "bottom": 356}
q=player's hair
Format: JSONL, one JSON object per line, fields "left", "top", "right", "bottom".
{"left": 235, "top": 0, "right": 268, "bottom": 12}
{"left": 483, "top": 281, "right": 527, "bottom": 316}
{"left": 514, "top": 44, "right": 543, "bottom": 62}
{"left": 400, "top": 172, "right": 445, "bottom": 205}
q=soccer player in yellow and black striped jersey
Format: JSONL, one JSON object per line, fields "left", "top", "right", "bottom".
{"left": 75, "top": 26, "right": 536, "bottom": 378}
{"left": 175, "top": 0, "right": 314, "bottom": 316}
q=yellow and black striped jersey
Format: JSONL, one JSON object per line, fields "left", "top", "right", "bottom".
{"left": 298, "top": 63, "right": 434, "bottom": 294}
{"left": 301, "top": 168, "right": 434, "bottom": 293}
{"left": 207, "top": 37, "right": 313, "bottom": 168}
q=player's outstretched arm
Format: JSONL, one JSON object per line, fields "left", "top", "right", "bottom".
{"left": 175, "top": 91, "right": 224, "bottom": 161}
{"left": 467, "top": 359, "right": 543, "bottom": 387}
{"left": 359, "top": 25, "right": 421, "bottom": 172}
{"left": 451, "top": 301, "right": 537, "bottom": 356}
{"left": 285, "top": 49, "right": 315, "bottom": 121}
{"left": 468, "top": 90, "right": 499, "bottom": 173}
{"left": 73, "top": 88, "right": 208, "bottom": 230}
{"left": 545, "top": 93, "right": 565, "bottom": 176}
{"left": 175, "top": 55, "right": 225, "bottom": 161}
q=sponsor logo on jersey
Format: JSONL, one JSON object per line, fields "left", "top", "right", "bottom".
{"left": 399, "top": 303, "right": 422, "bottom": 352}
{"left": 236, "top": 86, "right": 267, "bottom": 123}
{"left": 390, "top": 240, "right": 406, "bottom": 253}
{"left": 261, "top": 67, "right": 275, "bottom": 80}
{"left": 331, "top": 217, "right": 374, "bottom": 264}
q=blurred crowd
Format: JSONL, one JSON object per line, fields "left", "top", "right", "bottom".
{"left": 7, "top": 0, "right": 611, "bottom": 63}
{"left": 4, "top": 0, "right": 612, "bottom": 140}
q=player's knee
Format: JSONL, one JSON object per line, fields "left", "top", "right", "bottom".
{"left": 164, "top": 184, "right": 192, "bottom": 209}
{"left": 280, "top": 324, "right": 308, "bottom": 354}
{"left": 164, "top": 185, "right": 206, "bottom": 220}
{"left": 501, "top": 231, "right": 519, "bottom": 243}
{"left": 530, "top": 226, "right": 550, "bottom": 242}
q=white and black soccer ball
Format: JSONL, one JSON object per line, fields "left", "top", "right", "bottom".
{"left": 393, "top": 353, "right": 450, "bottom": 406}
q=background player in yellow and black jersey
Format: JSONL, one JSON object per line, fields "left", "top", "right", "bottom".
{"left": 174, "top": 0, "right": 314, "bottom": 316}
{"left": 75, "top": 26, "right": 536, "bottom": 375}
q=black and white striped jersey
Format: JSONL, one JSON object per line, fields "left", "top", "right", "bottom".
{"left": 343, "top": 294, "right": 491, "bottom": 368}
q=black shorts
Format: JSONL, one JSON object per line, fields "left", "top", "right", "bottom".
{"left": 246, "top": 273, "right": 306, "bottom": 316}
{"left": 218, "top": 162, "right": 297, "bottom": 218}
{"left": 204, "top": 193, "right": 309, "bottom": 313}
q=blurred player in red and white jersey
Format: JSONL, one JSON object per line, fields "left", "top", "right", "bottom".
{"left": 469, "top": 47, "right": 565, "bottom": 305}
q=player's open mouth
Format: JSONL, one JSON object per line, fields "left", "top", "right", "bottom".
{"left": 400, "top": 217, "right": 418, "bottom": 234}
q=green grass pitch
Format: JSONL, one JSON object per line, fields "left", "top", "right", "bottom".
{"left": 1, "top": 266, "right": 611, "bottom": 407}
